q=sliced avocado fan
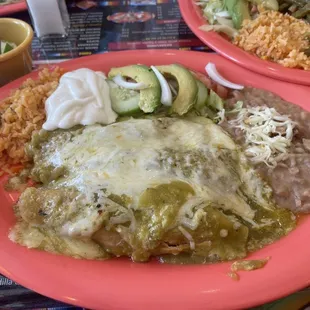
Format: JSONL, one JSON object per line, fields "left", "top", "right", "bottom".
{"left": 155, "top": 64, "right": 198, "bottom": 115}
{"left": 108, "top": 65, "right": 161, "bottom": 113}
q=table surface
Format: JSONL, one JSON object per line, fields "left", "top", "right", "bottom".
{"left": 1, "top": 0, "right": 310, "bottom": 309}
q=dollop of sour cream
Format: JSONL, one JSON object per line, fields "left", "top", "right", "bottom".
{"left": 43, "top": 68, "right": 118, "bottom": 131}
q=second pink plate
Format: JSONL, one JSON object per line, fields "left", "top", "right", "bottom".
{"left": 178, "top": 0, "right": 310, "bottom": 86}
{"left": 0, "top": 0, "right": 27, "bottom": 16}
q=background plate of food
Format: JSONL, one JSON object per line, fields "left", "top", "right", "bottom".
{"left": 1, "top": 50, "right": 310, "bottom": 310}
{"left": 178, "top": 0, "right": 310, "bottom": 86}
{"left": 0, "top": 0, "right": 27, "bottom": 16}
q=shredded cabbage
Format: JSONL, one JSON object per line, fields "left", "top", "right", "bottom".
{"left": 216, "top": 16, "right": 234, "bottom": 28}
{"left": 226, "top": 101, "right": 243, "bottom": 115}
{"left": 214, "top": 109, "right": 226, "bottom": 124}
{"left": 197, "top": 0, "right": 238, "bottom": 37}
{"left": 199, "top": 24, "right": 237, "bottom": 37}
{"left": 202, "top": 0, "right": 226, "bottom": 24}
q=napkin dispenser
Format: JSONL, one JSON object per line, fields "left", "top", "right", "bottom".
{"left": 26, "top": 0, "right": 70, "bottom": 39}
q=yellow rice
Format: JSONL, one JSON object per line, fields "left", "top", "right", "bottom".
{"left": 234, "top": 11, "right": 310, "bottom": 70}
{"left": 0, "top": 67, "right": 64, "bottom": 176}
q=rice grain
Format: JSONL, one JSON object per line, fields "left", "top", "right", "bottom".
{"left": 234, "top": 11, "right": 310, "bottom": 70}
{"left": 0, "top": 67, "right": 64, "bottom": 175}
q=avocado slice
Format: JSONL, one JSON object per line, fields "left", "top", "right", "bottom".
{"left": 193, "top": 82, "right": 224, "bottom": 119}
{"left": 155, "top": 64, "right": 198, "bottom": 115}
{"left": 108, "top": 65, "right": 161, "bottom": 113}
{"left": 208, "top": 89, "right": 224, "bottom": 111}
{"left": 194, "top": 80, "right": 209, "bottom": 111}
{"left": 107, "top": 80, "right": 141, "bottom": 116}
{"left": 224, "top": 0, "right": 250, "bottom": 29}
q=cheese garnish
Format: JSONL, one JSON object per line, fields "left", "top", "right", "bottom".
{"left": 229, "top": 106, "right": 296, "bottom": 167}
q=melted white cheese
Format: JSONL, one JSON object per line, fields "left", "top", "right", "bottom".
{"left": 47, "top": 118, "right": 258, "bottom": 226}
{"left": 43, "top": 68, "right": 117, "bottom": 131}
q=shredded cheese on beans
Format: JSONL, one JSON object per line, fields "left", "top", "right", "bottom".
{"left": 229, "top": 106, "right": 296, "bottom": 167}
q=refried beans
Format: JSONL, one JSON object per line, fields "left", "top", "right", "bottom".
{"left": 222, "top": 87, "right": 310, "bottom": 213}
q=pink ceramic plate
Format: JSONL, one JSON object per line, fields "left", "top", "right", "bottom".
{"left": 1, "top": 50, "right": 310, "bottom": 310}
{"left": 0, "top": 0, "right": 27, "bottom": 16}
{"left": 178, "top": 0, "right": 310, "bottom": 86}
